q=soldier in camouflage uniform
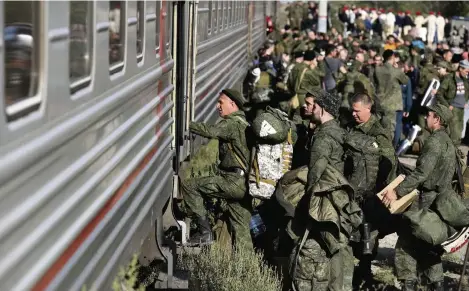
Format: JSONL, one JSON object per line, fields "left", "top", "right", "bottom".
{"left": 288, "top": 90, "right": 361, "bottom": 291}
{"left": 436, "top": 59, "right": 469, "bottom": 145}
{"left": 275, "top": 34, "right": 294, "bottom": 60}
{"left": 373, "top": 49, "right": 409, "bottom": 137}
{"left": 288, "top": 50, "right": 321, "bottom": 115}
{"left": 414, "top": 61, "right": 450, "bottom": 148}
{"left": 286, "top": 2, "right": 304, "bottom": 30}
{"left": 339, "top": 60, "right": 374, "bottom": 105}
{"left": 344, "top": 93, "right": 397, "bottom": 290}
{"left": 180, "top": 89, "right": 252, "bottom": 249}
{"left": 382, "top": 104, "right": 456, "bottom": 291}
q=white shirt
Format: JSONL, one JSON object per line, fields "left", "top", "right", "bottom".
{"left": 386, "top": 12, "right": 396, "bottom": 26}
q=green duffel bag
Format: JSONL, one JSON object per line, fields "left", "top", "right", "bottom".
{"left": 252, "top": 106, "right": 297, "bottom": 144}
{"left": 433, "top": 190, "right": 469, "bottom": 229}
{"left": 403, "top": 208, "right": 451, "bottom": 246}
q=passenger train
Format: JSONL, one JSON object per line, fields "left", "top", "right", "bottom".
{"left": 0, "top": 1, "right": 277, "bottom": 290}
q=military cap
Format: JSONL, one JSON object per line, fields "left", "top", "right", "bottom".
{"left": 221, "top": 89, "right": 245, "bottom": 108}
{"left": 304, "top": 50, "right": 316, "bottom": 61}
{"left": 293, "top": 50, "right": 304, "bottom": 59}
{"left": 315, "top": 91, "right": 341, "bottom": 118}
{"left": 427, "top": 104, "right": 453, "bottom": 125}
{"left": 460, "top": 59, "right": 469, "bottom": 69}
{"left": 436, "top": 61, "right": 452, "bottom": 70}
{"left": 304, "top": 87, "right": 326, "bottom": 99}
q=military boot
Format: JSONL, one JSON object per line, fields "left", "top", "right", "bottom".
{"left": 430, "top": 281, "right": 444, "bottom": 291}
{"left": 401, "top": 280, "right": 417, "bottom": 291}
{"left": 189, "top": 216, "right": 213, "bottom": 246}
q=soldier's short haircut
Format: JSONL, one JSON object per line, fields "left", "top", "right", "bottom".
{"left": 350, "top": 93, "right": 373, "bottom": 107}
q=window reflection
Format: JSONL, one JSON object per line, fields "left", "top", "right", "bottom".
{"left": 4, "top": 1, "right": 40, "bottom": 120}
{"left": 70, "top": 1, "right": 92, "bottom": 88}
{"left": 109, "top": 1, "right": 125, "bottom": 70}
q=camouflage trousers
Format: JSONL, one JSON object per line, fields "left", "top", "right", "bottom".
{"left": 394, "top": 233, "right": 443, "bottom": 284}
{"left": 450, "top": 107, "right": 465, "bottom": 146}
{"left": 289, "top": 234, "right": 349, "bottom": 291}
{"left": 385, "top": 110, "right": 397, "bottom": 138}
{"left": 180, "top": 171, "right": 253, "bottom": 249}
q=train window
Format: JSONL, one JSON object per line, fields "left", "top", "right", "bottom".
{"left": 109, "top": 1, "right": 125, "bottom": 73}
{"left": 234, "top": 1, "right": 239, "bottom": 25}
{"left": 212, "top": 1, "right": 217, "bottom": 33}
{"left": 155, "top": 1, "right": 160, "bottom": 54}
{"left": 70, "top": 1, "right": 93, "bottom": 93}
{"left": 227, "top": 1, "right": 232, "bottom": 28}
{"left": 207, "top": 1, "right": 212, "bottom": 35}
{"left": 4, "top": 1, "right": 41, "bottom": 121}
{"left": 218, "top": 1, "right": 223, "bottom": 31}
{"left": 136, "top": 0, "right": 144, "bottom": 62}
{"left": 223, "top": 1, "right": 228, "bottom": 29}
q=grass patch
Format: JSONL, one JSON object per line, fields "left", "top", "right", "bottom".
{"left": 180, "top": 139, "right": 219, "bottom": 181}
{"left": 178, "top": 242, "right": 282, "bottom": 291}
{"left": 112, "top": 254, "right": 146, "bottom": 291}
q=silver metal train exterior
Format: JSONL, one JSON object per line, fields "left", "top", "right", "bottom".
{"left": 0, "top": 1, "right": 276, "bottom": 290}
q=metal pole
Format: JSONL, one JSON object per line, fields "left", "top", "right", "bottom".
{"left": 318, "top": 0, "right": 328, "bottom": 34}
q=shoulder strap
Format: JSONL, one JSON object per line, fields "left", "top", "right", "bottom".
{"left": 232, "top": 115, "right": 250, "bottom": 127}
{"left": 227, "top": 143, "right": 248, "bottom": 171}
{"left": 295, "top": 68, "right": 308, "bottom": 92}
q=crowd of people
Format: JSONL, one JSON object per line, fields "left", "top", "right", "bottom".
{"left": 177, "top": 2, "right": 469, "bottom": 291}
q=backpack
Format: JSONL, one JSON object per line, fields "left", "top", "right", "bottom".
{"left": 343, "top": 131, "right": 381, "bottom": 200}
{"left": 249, "top": 106, "right": 297, "bottom": 199}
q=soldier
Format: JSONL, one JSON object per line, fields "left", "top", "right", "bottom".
{"left": 436, "top": 59, "right": 469, "bottom": 145}
{"left": 292, "top": 90, "right": 316, "bottom": 169}
{"left": 442, "top": 49, "right": 453, "bottom": 71}
{"left": 180, "top": 89, "right": 252, "bottom": 249}
{"left": 338, "top": 60, "right": 374, "bottom": 112}
{"left": 288, "top": 90, "right": 360, "bottom": 291}
{"left": 382, "top": 104, "right": 456, "bottom": 291}
{"left": 373, "top": 49, "right": 410, "bottom": 136}
{"left": 414, "top": 61, "right": 450, "bottom": 149}
{"left": 344, "top": 93, "right": 397, "bottom": 290}
{"left": 289, "top": 50, "right": 321, "bottom": 114}
{"left": 305, "top": 29, "right": 317, "bottom": 50}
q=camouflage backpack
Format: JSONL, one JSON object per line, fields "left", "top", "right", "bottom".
{"left": 343, "top": 131, "right": 381, "bottom": 200}
{"left": 249, "top": 106, "right": 298, "bottom": 199}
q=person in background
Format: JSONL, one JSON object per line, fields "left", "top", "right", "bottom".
{"left": 403, "top": 11, "right": 415, "bottom": 36}
{"left": 394, "top": 62, "right": 413, "bottom": 148}
{"left": 373, "top": 49, "right": 410, "bottom": 135}
{"left": 436, "top": 59, "right": 469, "bottom": 145}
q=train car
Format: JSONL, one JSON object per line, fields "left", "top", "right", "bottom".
{"left": 0, "top": 1, "right": 268, "bottom": 290}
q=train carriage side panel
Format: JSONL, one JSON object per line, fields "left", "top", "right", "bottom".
{"left": 251, "top": 1, "right": 266, "bottom": 55}
{"left": 192, "top": 0, "right": 249, "bottom": 126}
{"left": 0, "top": 1, "right": 175, "bottom": 290}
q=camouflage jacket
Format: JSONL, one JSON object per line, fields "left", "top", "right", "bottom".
{"left": 396, "top": 128, "right": 456, "bottom": 197}
{"left": 373, "top": 63, "right": 409, "bottom": 111}
{"left": 346, "top": 114, "right": 397, "bottom": 189}
{"left": 436, "top": 72, "right": 469, "bottom": 107}
{"left": 287, "top": 164, "right": 362, "bottom": 254}
{"left": 287, "top": 62, "right": 310, "bottom": 94}
{"left": 340, "top": 68, "right": 374, "bottom": 106}
{"left": 418, "top": 63, "right": 438, "bottom": 96}
{"left": 298, "top": 68, "right": 322, "bottom": 95}
{"left": 307, "top": 119, "right": 346, "bottom": 193}
{"left": 189, "top": 111, "right": 250, "bottom": 172}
